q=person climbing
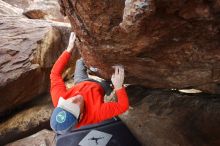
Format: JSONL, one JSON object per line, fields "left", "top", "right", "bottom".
{"left": 50, "top": 32, "right": 129, "bottom": 134}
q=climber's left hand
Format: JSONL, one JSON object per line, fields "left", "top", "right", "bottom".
{"left": 66, "top": 32, "right": 76, "bottom": 53}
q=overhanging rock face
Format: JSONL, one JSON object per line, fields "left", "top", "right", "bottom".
{"left": 59, "top": 0, "right": 220, "bottom": 93}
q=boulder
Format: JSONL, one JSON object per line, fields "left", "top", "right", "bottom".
{"left": 23, "top": 0, "right": 62, "bottom": 20}
{"left": 2, "top": 0, "right": 68, "bottom": 21}
{"left": 21, "top": 0, "right": 67, "bottom": 21}
{"left": 6, "top": 129, "right": 55, "bottom": 146}
{"left": 0, "top": 94, "right": 54, "bottom": 145}
{"left": 0, "top": 15, "right": 71, "bottom": 117}
{"left": 58, "top": 0, "right": 220, "bottom": 94}
{"left": 120, "top": 85, "right": 220, "bottom": 146}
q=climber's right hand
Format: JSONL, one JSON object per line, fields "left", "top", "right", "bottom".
{"left": 111, "top": 65, "right": 124, "bottom": 90}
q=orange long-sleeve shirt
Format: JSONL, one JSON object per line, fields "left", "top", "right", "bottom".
{"left": 50, "top": 51, "right": 129, "bottom": 128}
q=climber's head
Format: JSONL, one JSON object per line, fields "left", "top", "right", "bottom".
{"left": 50, "top": 95, "right": 84, "bottom": 134}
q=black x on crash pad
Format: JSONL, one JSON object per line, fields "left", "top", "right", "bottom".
{"left": 56, "top": 117, "right": 141, "bottom": 146}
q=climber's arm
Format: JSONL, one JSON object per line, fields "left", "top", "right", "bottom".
{"left": 97, "top": 66, "right": 129, "bottom": 121}
{"left": 50, "top": 32, "right": 76, "bottom": 107}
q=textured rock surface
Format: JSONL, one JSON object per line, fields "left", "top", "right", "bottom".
{"left": 59, "top": 0, "right": 220, "bottom": 93}
{"left": 0, "top": 94, "right": 54, "bottom": 145}
{"left": 6, "top": 129, "right": 55, "bottom": 146}
{"left": 2, "top": 0, "right": 32, "bottom": 9}
{"left": 23, "top": 0, "right": 66, "bottom": 21}
{"left": 0, "top": 15, "right": 71, "bottom": 117}
{"left": 2, "top": 0, "right": 67, "bottom": 21}
{"left": 0, "top": 0, "right": 23, "bottom": 16}
{"left": 120, "top": 85, "right": 220, "bottom": 146}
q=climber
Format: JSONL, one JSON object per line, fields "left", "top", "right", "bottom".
{"left": 50, "top": 32, "right": 129, "bottom": 134}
